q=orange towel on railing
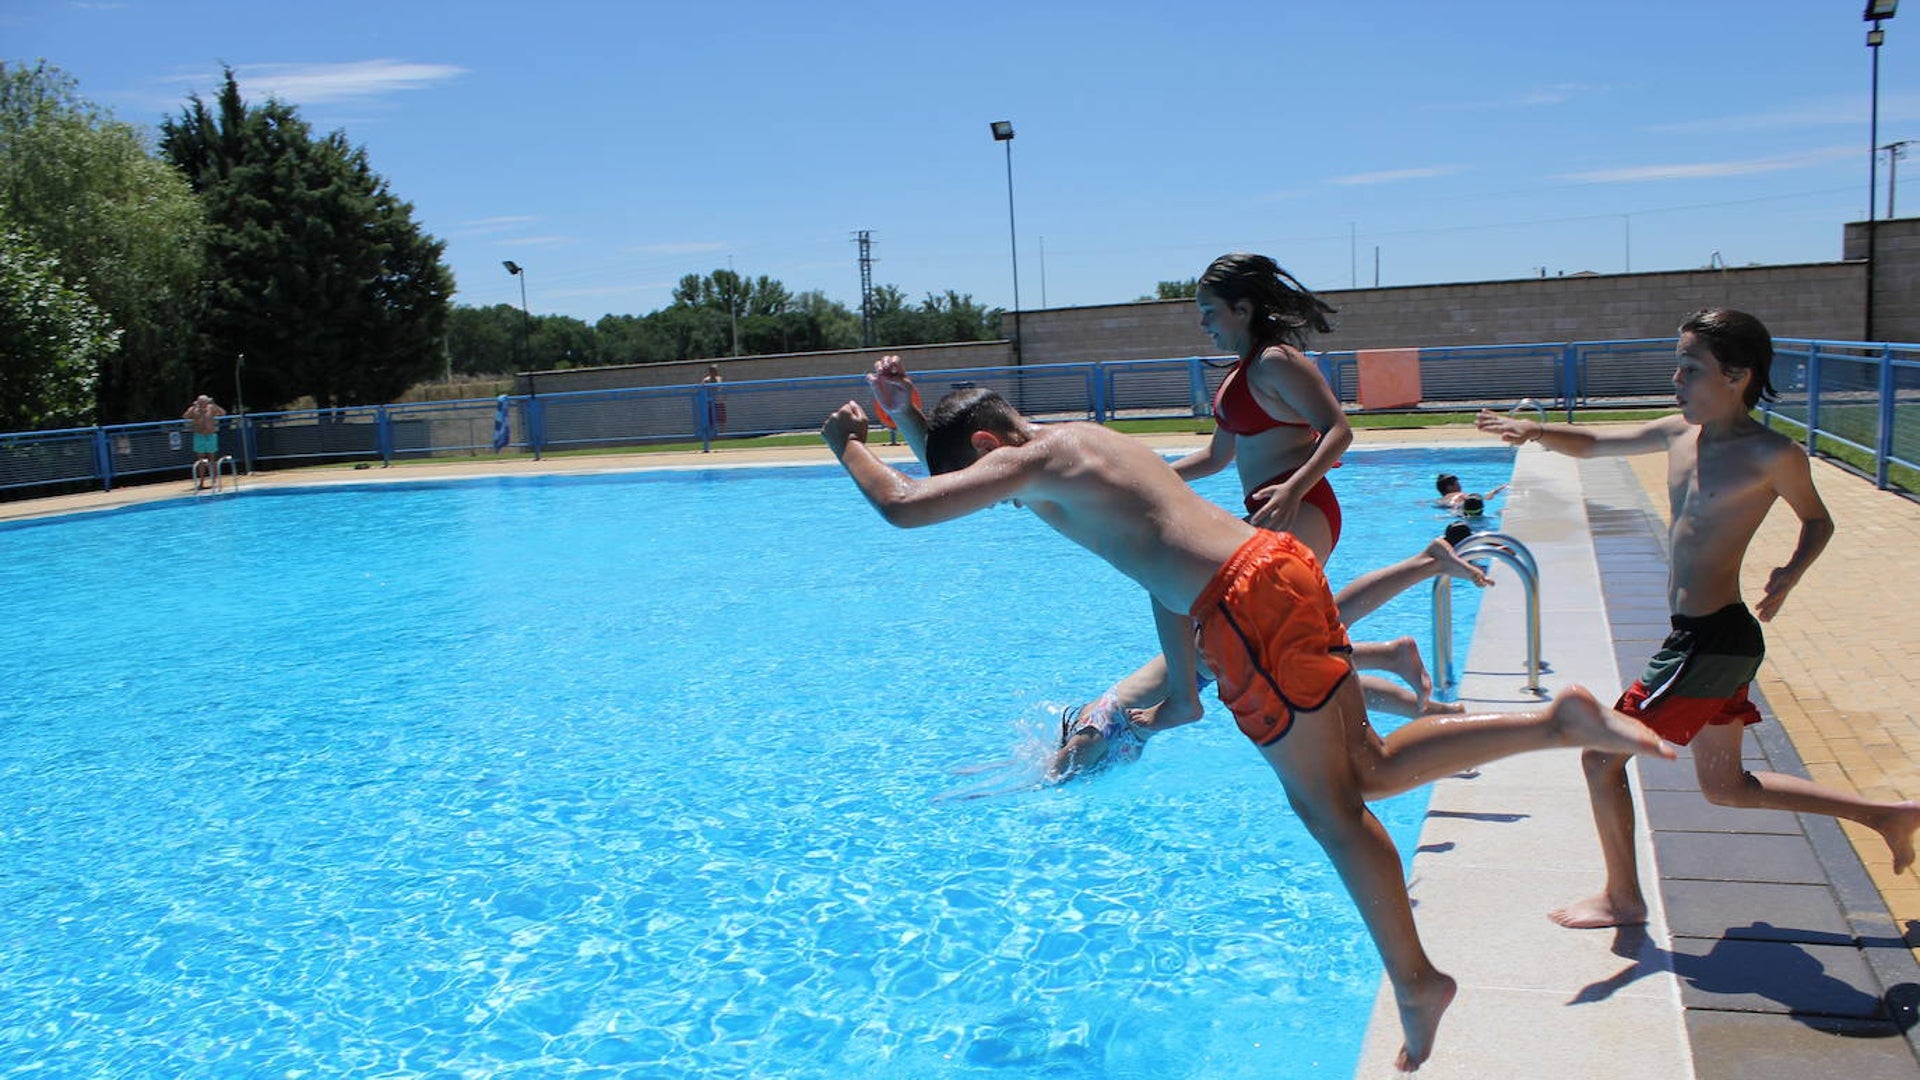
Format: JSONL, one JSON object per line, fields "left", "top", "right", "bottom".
{"left": 1356, "top": 349, "right": 1422, "bottom": 409}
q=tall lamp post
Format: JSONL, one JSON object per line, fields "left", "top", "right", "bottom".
{"left": 990, "top": 120, "right": 1021, "bottom": 365}
{"left": 1867, "top": 1, "right": 1899, "bottom": 341}
{"left": 502, "top": 260, "right": 531, "bottom": 371}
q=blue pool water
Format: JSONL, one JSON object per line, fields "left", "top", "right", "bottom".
{"left": 0, "top": 446, "right": 1510, "bottom": 1078}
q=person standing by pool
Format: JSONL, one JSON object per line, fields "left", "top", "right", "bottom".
{"left": 182, "top": 394, "right": 226, "bottom": 491}
{"left": 701, "top": 364, "right": 727, "bottom": 435}
{"left": 1477, "top": 308, "right": 1920, "bottom": 929}
{"left": 823, "top": 386, "right": 1673, "bottom": 1071}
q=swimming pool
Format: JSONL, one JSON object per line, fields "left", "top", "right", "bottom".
{"left": 0, "top": 446, "right": 1511, "bottom": 1077}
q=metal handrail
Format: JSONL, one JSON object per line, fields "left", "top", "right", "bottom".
{"left": 1432, "top": 530, "right": 1543, "bottom": 695}
{"left": 194, "top": 454, "right": 240, "bottom": 496}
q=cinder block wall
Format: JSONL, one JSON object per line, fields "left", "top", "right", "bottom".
{"left": 519, "top": 219, "right": 1920, "bottom": 393}
{"left": 1017, "top": 263, "right": 1865, "bottom": 366}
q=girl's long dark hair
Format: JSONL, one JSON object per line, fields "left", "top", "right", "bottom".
{"left": 1199, "top": 253, "right": 1337, "bottom": 352}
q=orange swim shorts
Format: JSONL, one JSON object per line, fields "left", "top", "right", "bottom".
{"left": 1191, "top": 530, "right": 1354, "bottom": 747}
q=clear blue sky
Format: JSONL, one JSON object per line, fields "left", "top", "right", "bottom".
{"left": 9, "top": 0, "right": 1917, "bottom": 325}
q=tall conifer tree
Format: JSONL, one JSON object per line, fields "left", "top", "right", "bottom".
{"left": 161, "top": 70, "right": 452, "bottom": 410}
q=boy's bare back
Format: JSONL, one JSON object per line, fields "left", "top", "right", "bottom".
{"left": 824, "top": 404, "right": 1251, "bottom": 615}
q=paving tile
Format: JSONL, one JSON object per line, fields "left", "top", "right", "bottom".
{"left": 1687, "top": 1010, "right": 1920, "bottom": 1080}
{"left": 1643, "top": 789, "right": 1802, "bottom": 835}
{"left": 1654, "top": 830, "right": 1828, "bottom": 886}
{"left": 1668, "top": 937, "right": 1893, "bottom": 1018}
{"left": 1662, "top": 879, "right": 1854, "bottom": 942}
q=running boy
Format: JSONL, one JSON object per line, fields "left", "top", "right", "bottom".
{"left": 824, "top": 388, "right": 1671, "bottom": 1070}
{"left": 1477, "top": 308, "right": 1920, "bottom": 929}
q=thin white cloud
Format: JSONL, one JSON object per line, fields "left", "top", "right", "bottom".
{"left": 159, "top": 60, "right": 466, "bottom": 107}
{"left": 1559, "top": 145, "right": 1855, "bottom": 183}
{"left": 244, "top": 60, "right": 465, "bottom": 103}
{"left": 1328, "top": 165, "right": 1467, "bottom": 187}
{"left": 455, "top": 216, "right": 540, "bottom": 237}
{"left": 626, "top": 241, "right": 730, "bottom": 255}
{"left": 1426, "top": 83, "right": 1606, "bottom": 111}
{"left": 1647, "top": 95, "right": 1920, "bottom": 135}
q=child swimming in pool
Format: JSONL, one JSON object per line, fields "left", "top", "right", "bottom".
{"left": 1477, "top": 308, "right": 1920, "bottom": 930}
{"left": 824, "top": 386, "right": 1673, "bottom": 1071}
{"left": 1433, "top": 473, "right": 1508, "bottom": 516}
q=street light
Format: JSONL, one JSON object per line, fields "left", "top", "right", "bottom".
{"left": 502, "top": 260, "right": 531, "bottom": 370}
{"left": 1866, "top": 0, "right": 1899, "bottom": 340}
{"left": 990, "top": 120, "right": 1021, "bottom": 364}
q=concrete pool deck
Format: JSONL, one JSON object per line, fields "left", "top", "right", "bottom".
{"left": 6, "top": 425, "right": 1919, "bottom": 1078}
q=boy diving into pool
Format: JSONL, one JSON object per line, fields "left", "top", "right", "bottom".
{"left": 822, "top": 388, "right": 1673, "bottom": 1072}
{"left": 1478, "top": 308, "right": 1920, "bottom": 929}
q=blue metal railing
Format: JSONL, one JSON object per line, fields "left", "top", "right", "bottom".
{"left": 5, "top": 336, "right": 1918, "bottom": 500}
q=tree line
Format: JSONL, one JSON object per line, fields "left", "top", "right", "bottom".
{"left": 0, "top": 61, "right": 1006, "bottom": 432}
{"left": 449, "top": 274, "right": 1002, "bottom": 375}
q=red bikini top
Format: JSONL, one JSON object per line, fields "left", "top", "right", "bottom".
{"left": 1213, "top": 356, "right": 1313, "bottom": 436}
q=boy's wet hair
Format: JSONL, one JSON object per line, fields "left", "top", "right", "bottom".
{"left": 1681, "top": 308, "right": 1776, "bottom": 407}
{"left": 1462, "top": 495, "right": 1485, "bottom": 515}
{"left": 1435, "top": 472, "right": 1461, "bottom": 495}
{"left": 925, "top": 387, "right": 1023, "bottom": 474}
{"left": 1198, "top": 253, "right": 1337, "bottom": 351}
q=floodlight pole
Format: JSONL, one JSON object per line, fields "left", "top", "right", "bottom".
{"left": 991, "top": 120, "right": 1021, "bottom": 365}
{"left": 502, "top": 260, "right": 531, "bottom": 370}
{"left": 1866, "top": 2, "right": 1899, "bottom": 341}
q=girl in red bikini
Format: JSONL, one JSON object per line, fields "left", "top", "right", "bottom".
{"left": 1095, "top": 253, "right": 1490, "bottom": 733}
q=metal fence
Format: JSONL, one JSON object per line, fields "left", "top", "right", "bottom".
{"left": 5, "top": 336, "right": 1917, "bottom": 501}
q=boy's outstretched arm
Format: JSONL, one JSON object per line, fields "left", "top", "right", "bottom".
{"left": 868, "top": 356, "right": 931, "bottom": 466}
{"left": 822, "top": 401, "right": 1037, "bottom": 528}
{"left": 1475, "top": 410, "right": 1684, "bottom": 458}
{"left": 1756, "top": 445, "right": 1835, "bottom": 622}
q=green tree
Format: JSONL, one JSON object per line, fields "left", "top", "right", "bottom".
{"left": 0, "top": 61, "right": 204, "bottom": 422}
{"left": 159, "top": 69, "right": 452, "bottom": 410}
{"left": 446, "top": 303, "right": 521, "bottom": 374}
{"left": 1139, "top": 278, "right": 1198, "bottom": 301}
{"left": 0, "top": 227, "right": 118, "bottom": 430}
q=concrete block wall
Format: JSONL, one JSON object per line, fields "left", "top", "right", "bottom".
{"left": 1845, "top": 218, "right": 1920, "bottom": 343}
{"left": 513, "top": 219, "right": 1920, "bottom": 395}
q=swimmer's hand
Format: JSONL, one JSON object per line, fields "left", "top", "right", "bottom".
{"left": 1756, "top": 565, "right": 1802, "bottom": 622}
{"left": 1134, "top": 695, "right": 1204, "bottom": 732}
{"left": 1475, "top": 409, "right": 1539, "bottom": 445}
{"left": 822, "top": 401, "right": 871, "bottom": 456}
{"left": 1247, "top": 482, "right": 1304, "bottom": 534}
{"left": 867, "top": 354, "right": 917, "bottom": 414}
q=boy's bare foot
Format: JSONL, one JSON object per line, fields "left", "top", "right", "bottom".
{"left": 1393, "top": 969, "right": 1457, "bottom": 1072}
{"left": 1548, "top": 892, "right": 1648, "bottom": 929}
{"left": 1420, "top": 699, "right": 1467, "bottom": 716}
{"left": 1877, "top": 801, "right": 1920, "bottom": 873}
{"left": 1377, "top": 636, "right": 1434, "bottom": 714}
{"left": 1548, "top": 686, "right": 1675, "bottom": 760}
{"left": 1424, "top": 537, "right": 1492, "bottom": 589}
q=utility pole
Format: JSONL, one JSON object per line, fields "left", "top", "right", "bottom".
{"left": 855, "top": 230, "right": 874, "bottom": 347}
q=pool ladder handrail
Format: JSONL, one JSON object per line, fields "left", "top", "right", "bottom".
{"left": 1431, "top": 530, "right": 1544, "bottom": 695}
{"left": 193, "top": 454, "right": 240, "bottom": 495}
